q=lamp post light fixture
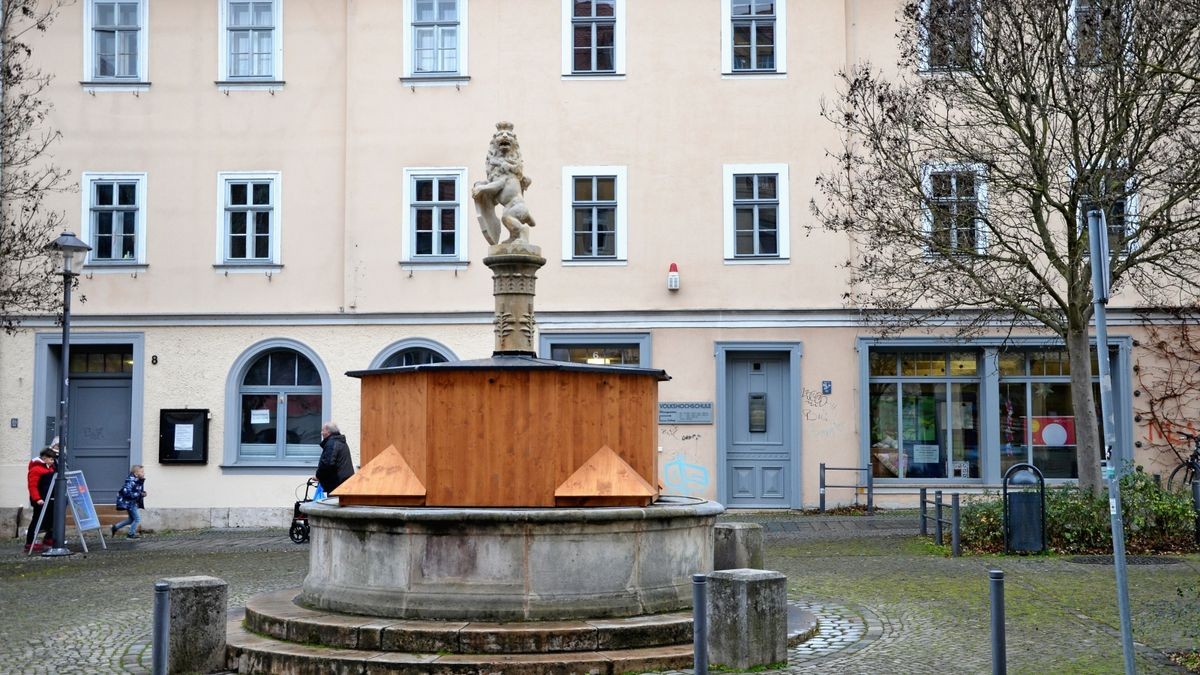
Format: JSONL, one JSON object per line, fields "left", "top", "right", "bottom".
{"left": 43, "top": 231, "right": 91, "bottom": 557}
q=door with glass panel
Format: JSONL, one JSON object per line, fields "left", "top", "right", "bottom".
{"left": 724, "top": 354, "right": 793, "bottom": 507}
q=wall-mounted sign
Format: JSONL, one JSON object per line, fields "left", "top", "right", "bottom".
{"left": 159, "top": 409, "right": 210, "bottom": 464}
{"left": 659, "top": 402, "right": 713, "bottom": 425}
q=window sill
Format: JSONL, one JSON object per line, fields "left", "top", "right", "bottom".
{"left": 721, "top": 71, "right": 787, "bottom": 79}
{"left": 80, "top": 80, "right": 151, "bottom": 93}
{"left": 561, "top": 259, "right": 628, "bottom": 267}
{"left": 84, "top": 262, "right": 148, "bottom": 272}
{"left": 215, "top": 80, "right": 286, "bottom": 92}
{"left": 400, "top": 260, "right": 469, "bottom": 271}
{"left": 214, "top": 263, "right": 284, "bottom": 275}
{"left": 219, "top": 461, "right": 317, "bottom": 472}
{"left": 561, "top": 73, "right": 626, "bottom": 81}
{"left": 399, "top": 75, "right": 470, "bottom": 88}
{"left": 723, "top": 257, "right": 790, "bottom": 265}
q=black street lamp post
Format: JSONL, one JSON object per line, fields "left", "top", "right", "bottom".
{"left": 43, "top": 232, "right": 91, "bottom": 558}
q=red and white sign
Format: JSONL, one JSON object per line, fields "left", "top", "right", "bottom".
{"left": 1030, "top": 416, "right": 1075, "bottom": 446}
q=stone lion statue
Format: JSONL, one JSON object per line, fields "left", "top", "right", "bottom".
{"left": 472, "top": 122, "right": 536, "bottom": 246}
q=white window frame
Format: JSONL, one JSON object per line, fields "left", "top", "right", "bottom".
{"left": 402, "top": 0, "right": 470, "bottom": 83}
{"left": 920, "top": 162, "right": 988, "bottom": 255}
{"left": 1067, "top": 0, "right": 1134, "bottom": 68}
{"left": 82, "top": 0, "right": 150, "bottom": 88}
{"left": 1073, "top": 164, "right": 1139, "bottom": 258}
{"left": 80, "top": 172, "right": 148, "bottom": 267}
{"left": 215, "top": 171, "right": 282, "bottom": 268}
{"left": 401, "top": 167, "right": 469, "bottom": 266}
{"left": 918, "top": 0, "right": 983, "bottom": 73}
{"left": 560, "top": 0, "right": 626, "bottom": 77}
{"left": 722, "top": 163, "right": 790, "bottom": 263}
{"left": 217, "top": 0, "right": 285, "bottom": 84}
{"left": 561, "top": 166, "right": 628, "bottom": 265}
{"left": 720, "top": 0, "right": 787, "bottom": 76}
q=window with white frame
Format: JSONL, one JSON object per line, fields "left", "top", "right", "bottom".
{"left": 721, "top": 0, "right": 787, "bottom": 75}
{"left": 234, "top": 346, "right": 325, "bottom": 462}
{"left": 540, "top": 332, "right": 651, "bottom": 367}
{"left": 403, "top": 168, "right": 467, "bottom": 262}
{"left": 1069, "top": 0, "right": 1128, "bottom": 67}
{"left": 921, "top": 0, "right": 979, "bottom": 71}
{"left": 218, "top": 0, "right": 283, "bottom": 81}
{"left": 218, "top": 173, "right": 280, "bottom": 265}
{"left": 84, "top": 0, "right": 148, "bottom": 83}
{"left": 922, "top": 164, "right": 986, "bottom": 255}
{"left": 82, "top": 173, "right": 147, "bottom": 265}
{"left": 562, "top": 167, "right": 627, "bottom": 262}
{"left": 562, "top": 0, "right": 625, "bottom": 75}
{"left": 1078, "top": 168, "right": 1138, "bottom": 256}
{"left": 404, "top": 0, "right": 468, "bottom": 79}
{"left": 723, "top": 164, "right": 789, "bottom": 261}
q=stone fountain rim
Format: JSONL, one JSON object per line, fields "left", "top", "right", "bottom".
{"left": 301, "top": 496, "right": 724, "bottom": 522}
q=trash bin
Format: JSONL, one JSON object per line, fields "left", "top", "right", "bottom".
{"left": 1003, "top": 463, "right": 1045, "bottom": 553}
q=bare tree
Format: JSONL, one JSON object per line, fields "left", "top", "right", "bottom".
{"left": 1133, "top": 308, "right": 1200, "bottom": 470}
{"left": 813, "top": 0, "right": 1200, "bottom": 491}
{"left": 1, "top": 0, "right": 73, "bottom": 335}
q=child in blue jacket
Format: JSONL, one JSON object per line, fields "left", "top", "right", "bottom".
{"left": 112, "top": 465, "right": 147, "bottom": 539}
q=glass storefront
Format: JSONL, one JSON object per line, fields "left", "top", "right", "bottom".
{"left": 867, "top": 345, "right": 1115, "bottom": 482}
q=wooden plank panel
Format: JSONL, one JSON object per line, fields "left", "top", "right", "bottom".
{"left": 333, "top": 444, "right": 426, "bottom": 502}
{"left": 355, "top": 368, "right": 662, "bottom": 507}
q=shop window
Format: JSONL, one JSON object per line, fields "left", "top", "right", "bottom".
{"left": 227, "top": 343, "right": 328, "bottom": 465}
{"left": 540, "top": 333, "right": 651, "bottom": 367}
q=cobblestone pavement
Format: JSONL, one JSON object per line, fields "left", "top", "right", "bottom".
{"left": 2, "top": 515, "right": 1198, "bottom": 674}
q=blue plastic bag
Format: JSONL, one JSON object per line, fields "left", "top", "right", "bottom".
{"left": 313, "top": 484, "right": 326, "bottom": 501}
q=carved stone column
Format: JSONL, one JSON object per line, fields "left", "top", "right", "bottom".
{"left": 483, "top": 243, "right": 546, "bottom": 355}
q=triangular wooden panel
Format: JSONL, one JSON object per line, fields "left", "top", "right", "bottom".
{"left": 555, "top": 445, "right": 656, "bottom": 507}
{"left": 333, "top": 444, "right": 427, "bottom": 506}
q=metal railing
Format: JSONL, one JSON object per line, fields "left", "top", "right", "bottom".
{"left": 919, "top": 488, "right": 961, "bottom": 557}
{"left": 818, "top": 463, "right": 874, "bottom": 514}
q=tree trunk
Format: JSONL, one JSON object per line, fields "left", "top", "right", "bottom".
{"left": 1067, "top": 327, "right": 1103, "bottom": 492}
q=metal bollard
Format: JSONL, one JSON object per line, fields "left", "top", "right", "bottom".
{"left": 819, "top": 463, "right": 826, "bottom": 513}
{"left": 921, "top": 485, "right": 931, "bottom": 533}
{"left": 866, "top": 469, "right": 875, "bottom": 515}
{"left": 692, "top": 574, "right": 708, "bottom": 675}
{"left": 1192, "top": 480, "right": 1200, "bottom": 545}
{"left": 989, "top": 570, "right": 1007, "bottom": 675}
{"left": 152, "top": 580, "right": 170, "bottom": 675}
{"left": 951, "top": 493, "right": 961, "bottom": 557}
{"left": 935, "top": 490, "right": 944, "bottom": 546}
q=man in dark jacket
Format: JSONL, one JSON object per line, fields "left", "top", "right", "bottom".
{"left": 316, "top": 422, "right": 355, "bottom": 495}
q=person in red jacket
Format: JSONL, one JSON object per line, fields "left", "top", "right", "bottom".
{"left": 24, "top": 446, "right": 58, "bottom": 553}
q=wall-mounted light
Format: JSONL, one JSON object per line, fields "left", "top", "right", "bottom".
{"left": 667, "top": 262, "right": 680, "bottom": 291}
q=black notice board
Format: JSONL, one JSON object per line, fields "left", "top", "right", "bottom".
{"left": 159, "top": 409, "right": 209, "bottom": 464}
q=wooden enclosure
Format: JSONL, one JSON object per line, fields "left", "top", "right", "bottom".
{"left": 343, "top": 364, "right": 663, "bottom": 507}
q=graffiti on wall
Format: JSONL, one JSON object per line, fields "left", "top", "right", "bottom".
{"left": 801, "top": 386, "right": 847, "bottom": 441}
{"left": 658, "top": 424, "right": 710, "bottom": 496}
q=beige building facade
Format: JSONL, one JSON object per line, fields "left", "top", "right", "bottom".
{"left": 0, "top": 0, "right": 1176, "bottom": 527}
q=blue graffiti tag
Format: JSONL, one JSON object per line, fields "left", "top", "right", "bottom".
{"left": 662, "top": 453, "right": 710, "bottom": 495}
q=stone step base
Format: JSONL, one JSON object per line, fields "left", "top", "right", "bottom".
{"left": 226, "top": 618, "right": 694, "bottom": 675}
{"left": 245, "top": 589, "right": 693, "bottom": 654}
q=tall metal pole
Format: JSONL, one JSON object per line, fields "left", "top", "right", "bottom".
{"left": 1088, "top": 210, "right": 1135, "bottom": 674}
{"left": 44, "top": 261, "right": 73, "bottom": 557}
{"left": 692, "top": 574, "right": 708, "bottom": 675}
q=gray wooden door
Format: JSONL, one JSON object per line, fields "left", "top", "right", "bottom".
{"left": 68, "top": 378, "right": 133, "bottom": 504}
{"left": 724, "top": 354, "right": 792, "bottom": 508}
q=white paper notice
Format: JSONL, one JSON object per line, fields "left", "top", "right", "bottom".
{"left": 251, "top": 409, "right": 270, "bottom": 425}
{"left": 912, "top": 444, "right": 940, "bottom": 464}
{"left": 173, "top": 424, "right": 194, "bottom": 452}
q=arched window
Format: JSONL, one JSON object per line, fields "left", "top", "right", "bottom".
{"left": 370, "top": 338, "right": 457, "bottom": 370}
{"left": 381, "top": 347, "right": 448, "bottom": 368}
{"left": 226, "top": 341, "right": 329, "bottom": 465}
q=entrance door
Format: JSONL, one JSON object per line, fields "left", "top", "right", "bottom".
{"left": 68, "top": 378, "right": 133, "bottom": 504}
{"left": 724, "top": 354, "right": 793, "bottom": 508}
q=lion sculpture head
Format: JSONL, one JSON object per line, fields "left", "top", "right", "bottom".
{"left": 484, "top": 121, "right": 531, "bottom": 191}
